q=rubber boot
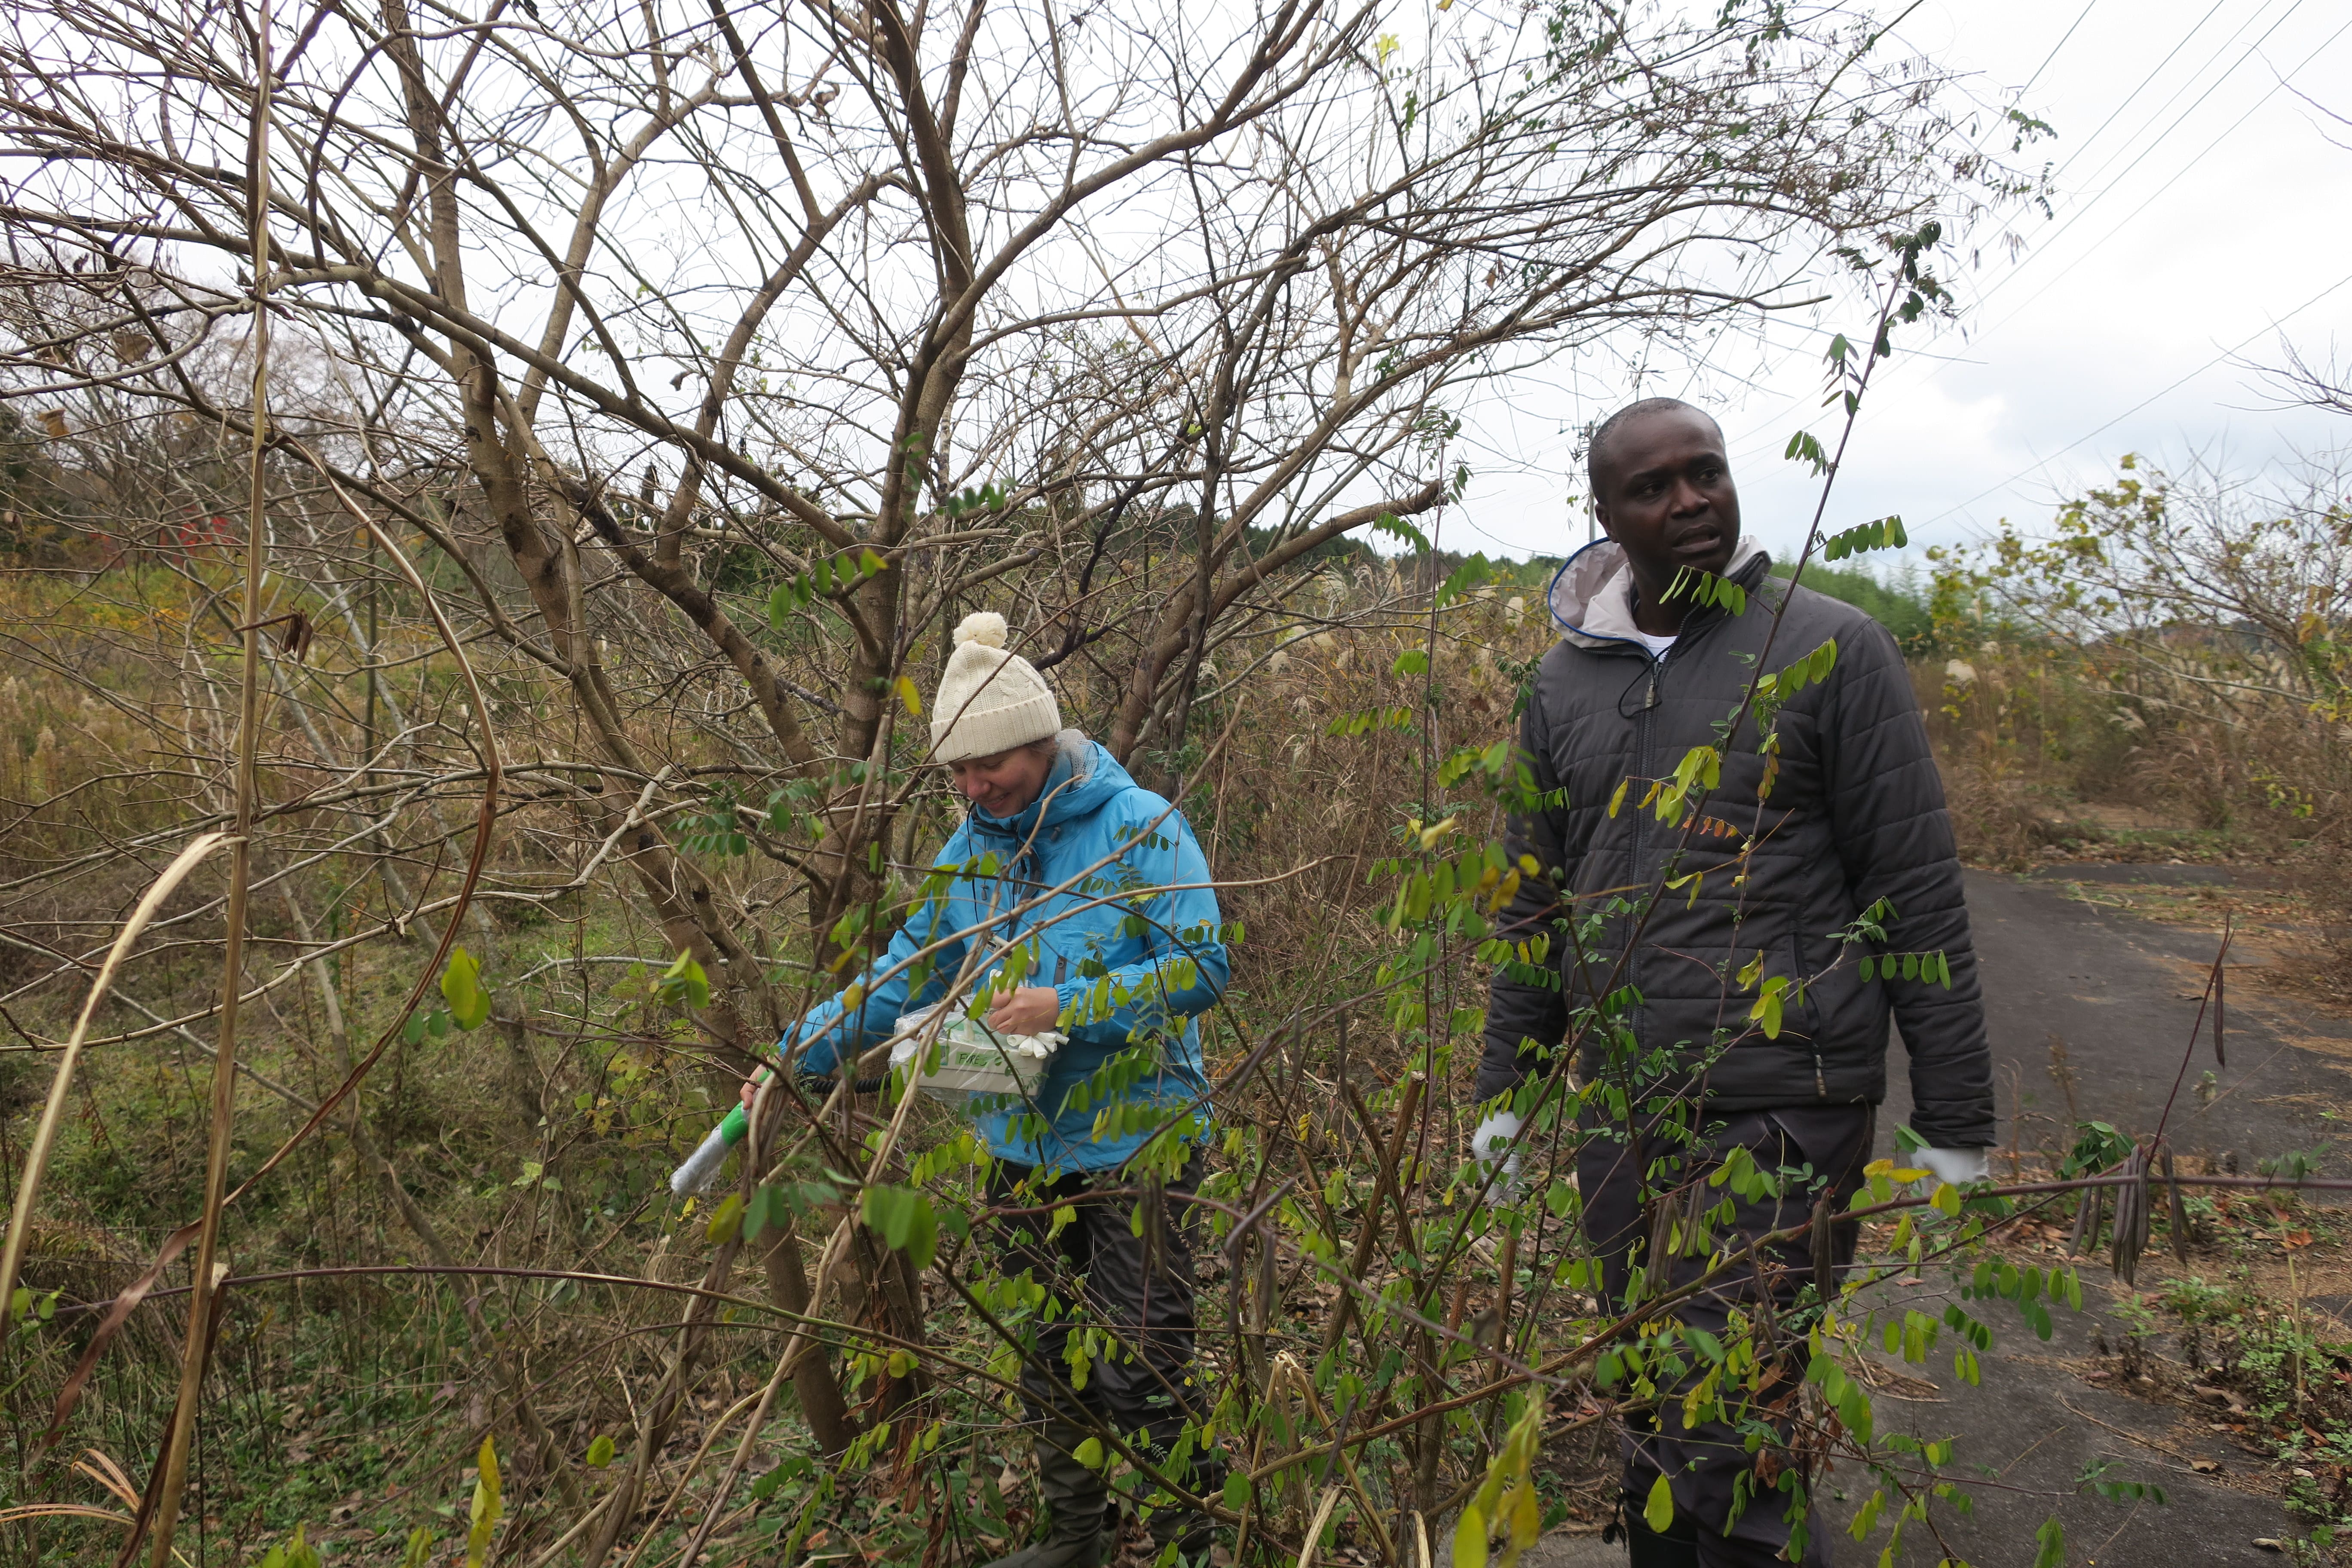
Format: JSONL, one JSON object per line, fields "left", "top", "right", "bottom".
{"left": 1142, "top": 1450, "right": 1221, "bottom": 1566}
{"left": 982, "top": 1421, "right": 1117, "bottom": 1568}
{"left": 1146, "top": 1506, "right": 1213, "bottom": 1566}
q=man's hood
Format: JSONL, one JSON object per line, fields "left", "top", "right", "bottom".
{"left": 1546, "top": 534, "right": 1770, "bottom": 649}
{"left": 969, "top": 730, "right": 1131, "bottom": 840}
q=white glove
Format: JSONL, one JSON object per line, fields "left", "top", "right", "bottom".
{"left": 1912, "top": 1146, "right": 1988, "bottom": 1186}
{"left": 1470, "top": 1110, "right": 1524, "bottom": 1202}
{"left": 670, "top": 1123, "right": 733, "bottom": 1197}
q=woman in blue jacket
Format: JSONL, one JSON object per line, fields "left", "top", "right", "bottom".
{"left": 753, "top": 612, "right": 1227, "bottom": 1568}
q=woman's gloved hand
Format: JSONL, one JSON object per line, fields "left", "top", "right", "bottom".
{"left": 1912, "top": 1145, "right": 1989, "bottom": 1186}
{"left": 1470, "top": 1109, "right": 1524, "bottom": 1203}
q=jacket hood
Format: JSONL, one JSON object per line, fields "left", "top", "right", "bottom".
{"left": 968, "top": 730, "right": 1131, "bottom": 840}
{"left": 1547, "top": 534, "right": 1771, "bottom": 649}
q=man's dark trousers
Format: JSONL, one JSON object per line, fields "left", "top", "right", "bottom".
{"left": 1580, "top": 1105, "right": 1874, "bottom": 1566}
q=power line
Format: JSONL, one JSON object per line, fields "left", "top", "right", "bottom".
{"left": 1917, "top": 266, "right": 2352, "bottom": 530}
{"left": 1720, "top": 5, "right": 2260, "bottom": 465}
{"left": 1700, "top": 6, "right": 2345, "bottom": 505}
{"left": 1967, "top": 12, "right": 2352, "bottom": 339}
{"left": 2019, "top": 0, "right": 2105, "bottom": 97}
{"left": 1700, "top": 7, "right": 2107, "bottom": 466}
{"left": 2043, "top": 0, "right": 2239, "bottom": 181}
{"left": 1970, "top": 0, "right": 2311, "bottom": 318}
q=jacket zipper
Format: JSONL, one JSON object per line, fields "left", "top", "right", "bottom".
{"left": 1638, "top": 604, "right": 1831, "bottom": 1094}
{"left": 1628, "top": 640, "right": 1664, "bottom": 1015}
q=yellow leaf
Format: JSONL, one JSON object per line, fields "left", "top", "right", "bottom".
{"left": 1453, "top": 1500, "right": 1489, "bottom": 1568}
{"left": 893, "top": 675, "right": 923, "bottom": 717}
{"left": 1932, "top": 1181, "right": 1962, "bottom": 1218}
{"left": 1487, "top": 867, "right": 1520, "bottom": 913}
{"left": 1507, "top": 1475, "right": 1542, "bottom": 1547}
{"left": 466, "top": 1435, "right": 502, "bottom": 1568}
{"left": 1644, "top": 1472, "right": 1674, "bottom": 1534}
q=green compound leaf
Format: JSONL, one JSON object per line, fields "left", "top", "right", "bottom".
{"left": 656, "top": 949, "right": 710, "bottom": 1010}
{"left": 744, "top": 1182, "right": 796, "bottom": 1242}
{"left": 259, "top": 1525, "right": 322, "bottom": 1568}
{"left": 1822, "top": 514, "right": 1908, "bottom": 561}
{"left": 860, "top": 1184, "right": 937, "bottom": 1270}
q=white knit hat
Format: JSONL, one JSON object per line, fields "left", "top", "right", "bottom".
{"left": 931, "top": 612, "right": 1063, "bottom": 762}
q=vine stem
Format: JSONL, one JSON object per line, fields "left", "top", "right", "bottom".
{"left": 138, "top": 10, "right": 272, "bottom": 1563}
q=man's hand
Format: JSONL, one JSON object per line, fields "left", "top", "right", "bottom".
{"left": 738, "top": 1068, "right": 769, "bottom": 1112}
{"left": 987, "top": 985, "right": 1063, "bottom": 1035}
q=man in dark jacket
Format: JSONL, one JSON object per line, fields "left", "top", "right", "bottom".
{"left": 1476, "top": 398, "right": 1995, "bottom": 1567}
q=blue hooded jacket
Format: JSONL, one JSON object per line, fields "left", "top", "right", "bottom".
{"left": 778, "top": 734, "right": 1227, "bottom": 1173}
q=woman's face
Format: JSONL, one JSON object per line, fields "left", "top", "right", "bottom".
{"left": 949, "top": 742, "right": 1056, "bottom": 818}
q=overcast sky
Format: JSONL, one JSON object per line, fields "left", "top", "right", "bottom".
{"left": 1443, "top": 0, "right": 2352, "bottom": 569}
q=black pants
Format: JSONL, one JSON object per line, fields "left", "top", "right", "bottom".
{"left": 986, "top": 1152, "right": 1213, "bottom": 1489}
{"left": 1580, "top": 1104, "right": 1874, "bottom": 1567}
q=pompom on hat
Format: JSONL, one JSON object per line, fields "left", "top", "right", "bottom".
{"left": 930, "top": 611, "right": 1063, "bottom": 762}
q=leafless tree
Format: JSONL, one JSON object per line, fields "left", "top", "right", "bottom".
{"left": 0, "top": 0, "right": 2039, "bottom": 1561}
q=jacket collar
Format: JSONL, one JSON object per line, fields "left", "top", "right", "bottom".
{"left": 1546, "top": 535, "right": 1771, "bottom": 650}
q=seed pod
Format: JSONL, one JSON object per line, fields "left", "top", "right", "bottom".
{"left": 2067, "top": 1178, "right": 2106, "bottom": 1258}
{"left": 1810, "top": 1192, "right": 1836, "bottom": 1303}
{"left": 1681, "top": 1181, "right": 1713, "bottom": 1260}
{"left": 2213, "top": 962, "right": 2226, "bottom": 1069}
{"left": 1140, "top": 1178, "right": 1165, "bottom": 1280}
{"left": 1749, "top": 1250, "right": 1781, "bottom": 1358}
{"left": 2161, "top": 1143, "right": 2191, "bottom": 1264}
{"left": 2110, "top": 1145, "right": 2151, "bottom": 1288}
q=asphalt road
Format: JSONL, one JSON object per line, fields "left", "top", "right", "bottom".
{"left": 1504, "top": 866, "right": 2352, "bottom": 1568}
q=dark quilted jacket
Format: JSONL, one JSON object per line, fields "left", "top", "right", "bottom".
{"left": 1476, "top": 538, "right": 1996, "bottom": 1148}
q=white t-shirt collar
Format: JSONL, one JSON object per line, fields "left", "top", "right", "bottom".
{"left": 1622, "top": 579, "right": 1677, "bottom": 658}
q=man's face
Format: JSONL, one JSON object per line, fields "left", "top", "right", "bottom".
{"left": 949, "top": 743, "right": 1055, "bottom": 818}
{"left": 1592, "top": 407, "right": 1741, "bottom": 593}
